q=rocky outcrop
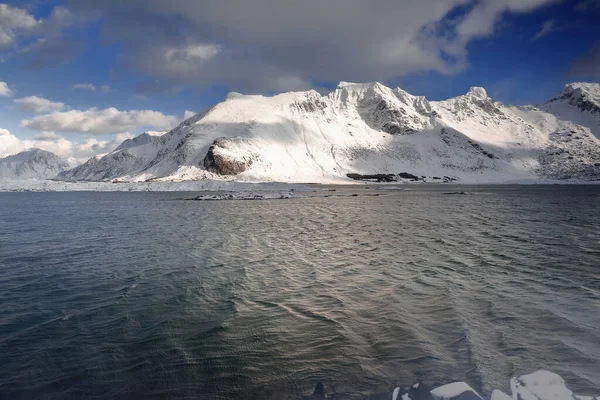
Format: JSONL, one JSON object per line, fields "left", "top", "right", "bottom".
{"left": 347, "top": 173, "right": 398, "bottom": 182}
{"left": 203, "top": 138, "right": 253, "bottom": 175}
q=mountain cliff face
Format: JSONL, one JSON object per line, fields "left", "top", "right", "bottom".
{"left": 0, "top": 149, "right": 74, "bottom": 179}
{"left": 57, "top": 82, "right": 600, "bottom": 183}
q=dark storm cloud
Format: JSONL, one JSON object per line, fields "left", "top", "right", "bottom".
{"left": 19, "top": 37, "right": 81, "bottom": 69}
{"left": 64, "top": 0, "right": 561, "bottom": 92}
{"left": 1, "top": 4, "right": 90, "bottom": 68}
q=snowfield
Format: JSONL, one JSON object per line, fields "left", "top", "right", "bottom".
{"left": 2, "top": 81, "right": 600, "bottom": 190}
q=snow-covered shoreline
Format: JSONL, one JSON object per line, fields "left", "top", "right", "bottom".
{"left": 0, "top": 179, "right": 312, "bottom": 193}
{"left": 1, "top": 178, "right": 599, "bottom": 193}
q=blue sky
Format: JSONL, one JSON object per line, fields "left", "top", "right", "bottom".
{"left": 0, "top": 0, "right": 599, "bottom": 160}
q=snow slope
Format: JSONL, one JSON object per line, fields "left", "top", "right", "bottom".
{"left": 56, "top": 82, "right": 600, "bottom": 183}
{"left": 0, "top": 149, "right": 75, "bottom": 179}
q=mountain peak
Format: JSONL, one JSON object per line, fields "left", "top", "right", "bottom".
{"left": 0, "top": 148, "right": 72, "bottom": 179}
{"left": 3, "top": 148, "right": 54, "bottom": 162}
{"left": 562, "top": 81, "right": 600, "bottom": 92}
{"left": 467, "top": 86, "right": 489, "bottom": 100}
{"left": 558, "top": 82, "right": 600, "bottom": 103}
{"left": 336, "top": 81, "right": 387, "bottom": 91}
{"left": 547, "top": 82, "right": 600, "bottom": 116}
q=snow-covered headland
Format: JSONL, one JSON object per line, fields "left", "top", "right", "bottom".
{"left": 2, "top": 82, "right": 600, "bottom": 190}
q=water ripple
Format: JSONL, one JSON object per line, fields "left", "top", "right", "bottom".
{"left": 0, "top": 185, "right": 599, "bottom": 399}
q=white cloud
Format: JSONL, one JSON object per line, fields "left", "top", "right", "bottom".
{"left": 73, "top": 83, "right": 112, "bottom": 93}
{"left": 14, "top": 96, "right": 66, "bottom": 113}
{"left": 532, "top": 20, "right": 555, "bottom": 41}
{"left": 0, "top": 81, "right": 12, "bottom": 96}
{"left": 32, "top": 131, "right": 61, "bottom": 141}
{"left": 62, "top": 132, "right": 134, "bottom": 161}
{"left": 165, "top": 44, "right": 221, "bottom": 63}
{"left": 0, "top": 128, "right": 25, "bottom": 155}
{"left": 184, "top": 110, "right": 196, "bottom": 120}
{"left": 21, "top": 107, "right": 179, "bottom": 134}
{"left": 0, "top": 127, "right": 133, "bottom": 161}
{"left": 0, "top": 4, "right": 39, "bottom": 48}
{"left": 73, "top": 83, "right": 96, "bottom": 91}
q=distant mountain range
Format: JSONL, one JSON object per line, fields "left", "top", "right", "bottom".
{"left": 6, "top": 82, "right": 600, "bottom": 183}
{"left": 0, "top": 149, "right": 75, "bottom": 180}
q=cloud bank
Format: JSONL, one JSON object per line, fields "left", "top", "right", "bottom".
{"left": 0, "top": 4, "right": 89, "bottom": 68}
{"left": 21, "top": 107, "right": 180, "bottom": 134}
{"left": 59, "top": 0, "right": 560, "bottom": 93}
{"left": 14, "top": 96, "right": 66, "bottom": 113}
{"left": 0, "top": 127, "right": 133, "bottom": 161}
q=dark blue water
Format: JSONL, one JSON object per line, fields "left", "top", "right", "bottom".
{"left": 0, "top": 185, "right": 599, "bottom": 399}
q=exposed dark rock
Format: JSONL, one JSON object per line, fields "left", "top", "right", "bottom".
{"left": 362, "top": 98, "right": 425, "bottom": 135}
{"left": 292, "top": 96, "right": 328, "bottom": 113}
{"left": 347, "top": 173, "right": 397, "bottom": 182}
{"left": 398, "top": 172, "right": 419, "bottom": 179}
{"left": 467, "top": 140, "right": 495, "bottom": 159}
{"left": 203, "top": 138, "right": 252, "bottom": 175}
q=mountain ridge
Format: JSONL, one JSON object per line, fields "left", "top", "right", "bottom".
{"left": 56, "top": 81, "right": 600, "bottom": 183}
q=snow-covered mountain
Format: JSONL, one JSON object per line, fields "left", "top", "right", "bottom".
{"left": 114, "top": 130, "right": 167, "bottom": 151}
{"left": 58, "top": 130, "right": 169, "bottom": 182}
{"left": 540, "top": 82, "right": 600, "bottom": 139}
{"left": 57, "top": 82, "right": 600, "bottom": 183}
{"left": 0, "top": 149, "right": 75, "bottom": 180}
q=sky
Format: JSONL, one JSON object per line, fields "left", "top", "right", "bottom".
{"left": 0, "top": 0, "right": 599, "bottom": 161}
